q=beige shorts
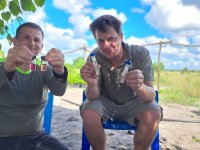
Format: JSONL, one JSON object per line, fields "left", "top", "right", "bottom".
{"left": 80, "top": 95, "right": 162, "bottom": 125}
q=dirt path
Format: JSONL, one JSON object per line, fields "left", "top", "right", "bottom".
{"left": 52, "top": 87, "right": 200, "bottom": 150}
{"left": 159, "top": 104, "right": 200, "bottom": 150}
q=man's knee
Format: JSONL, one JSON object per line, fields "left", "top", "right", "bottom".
{"left": 81, "top": 110, "right": 102, "bottom": 126}
{"left": 137, "top": 109, "right": 161, "bottom": 125}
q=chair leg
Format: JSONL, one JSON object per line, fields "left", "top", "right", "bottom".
{"left": 151, "top": 129, "right": 160, "bottom": 150}
{"left": 82, "top": 127, "right": 90, "bottom": 150}
{"left": 43, "top": 92, "right": 54, "bottom": 134}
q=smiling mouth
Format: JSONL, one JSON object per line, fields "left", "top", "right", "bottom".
{"left": 105, "top": 51, "right": 111, "bottom": 54}
{"left": 106, "top": 49, "right": 113, "bottom": 53}
{"left": 32, "top": 48, "right": 40, "bottom": 51}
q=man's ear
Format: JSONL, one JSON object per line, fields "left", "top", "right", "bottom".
{"left": 40, "top": 44, "right": 43, "bottom": 53}
{"left": 12, "top": 37, "right": 16, "bottom": 46}
{"left": 120, "top": 33, "right": 124, "bottom": 40}
{"left": 37, "top": 44, "right": 43, "bottom": 54}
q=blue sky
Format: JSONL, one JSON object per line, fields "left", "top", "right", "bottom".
{"left": 1, "top": 0, "right": 200, "bottom": 70}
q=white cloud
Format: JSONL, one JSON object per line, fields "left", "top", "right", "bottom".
{"left": 144, "top": 0, "right": 200, "bottom": 36}
{"left": 92, "top": 8, "right": 127, "bottom": 23}
{"left": 52, "top": 0, "right": 92, "bottom": 38}
{"left": 69, "top": 14, "right": 92, "bottom": 37}
{"left": 40, "top": 23, "right": 88, "bottom": 63}
{"left": 52, "top": 0, "right": 90, "bottom": 14}
{"left": 51, "top": 0, "right": 127, "bottom": 37}
{"left": 131, "top": 8, "right": 145, "bottom": 14}
{"left": 21, "top": 7, "right": 46, "bottom": 24}
{"left": 125, "top": 35, "right": 200, "bottom": 70}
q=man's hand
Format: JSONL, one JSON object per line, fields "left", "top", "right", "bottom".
{"left": 45, "top": 48, "right": 64, "bottom": 74}
{"left": 4, "top": 46, "right": 33, "bottom": 73}
{"left": 80, "top": 62, "right": 100, "bottom": 99}
{"left": 125, "top": 69, "right": 144, "bottom": 91}
{"left": 80, "top": 62, "right": 99, "bottom": 86}
{"left": 125, "top": 69, "right": 155, "bottom": 101}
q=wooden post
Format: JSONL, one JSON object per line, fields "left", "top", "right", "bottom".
{"left": 82, "top": 44, "right": 89, "bottom": 61}
{"left": 157, "top": 41, "right": 162, "bottom": 91}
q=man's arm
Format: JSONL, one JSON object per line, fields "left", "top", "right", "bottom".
{"left": 125, "top": 70, "right": 155, "bottom": 102}
{"left": 45, "top": 48, "right": 68, "bottom": 96}
{"left": 134, "top": 80, "right": 155, "bottom": 102}
{"left": 85, "top": 83, "right": 100, "bottom": 100}
{"left": 0, "top": 63, "right": 14, "bottom": 87}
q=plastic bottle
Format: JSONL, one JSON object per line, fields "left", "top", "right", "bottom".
{"left": 30, "top": 56, "right": 36, "bottom": 71}
{"left": 90, "top": 52, "right": 100, "bottom": 77}
{"left": 40, "top": 56, "right": 47, "bottom": 71}
{"left": 120, "top": 59, "right": 132, "bottom": 84}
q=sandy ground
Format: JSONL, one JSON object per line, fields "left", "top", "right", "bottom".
{"left": 51, "top": 87, "right": 200, "bottom": 150}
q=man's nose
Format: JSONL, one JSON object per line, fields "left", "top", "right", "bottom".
{"left": 29, "top": 39, "right": 35, "bottom": 46}
{"left": 103, "top": 40, "right": 110, "bottom": 49}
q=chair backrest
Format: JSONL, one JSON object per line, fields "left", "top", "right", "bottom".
{"left": 43, "top": 92, "right": 54, "bottom": 134}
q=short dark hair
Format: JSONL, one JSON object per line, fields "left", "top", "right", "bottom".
{"left": 90, "top": 15, "right": 122, "bottom": 38}
{"left": 15, "top": 22, "right": 44, "bottom": 39}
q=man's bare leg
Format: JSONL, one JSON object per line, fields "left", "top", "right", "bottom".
{"left": 134, "top": 110, "right": 161, "bottom": 150}
{"left": 81, "top": 110, "right": 106, "bottom": 150}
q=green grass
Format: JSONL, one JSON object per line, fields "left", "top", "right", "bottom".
{"left": 192, "top": 136, "right": 200, "bottom": 143}
{"left": 159, "top": 88, "right": 200, "bottom": 107}
{"left": 155, "top": 71, "right": 200, "bottom": 107}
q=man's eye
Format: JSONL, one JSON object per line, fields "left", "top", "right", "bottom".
{"left": 108, "top": 37, "right": 116, "bottom": 41}
{"left": 98, "top": 40, "right": 103, "bottom": 44}
{"left": 35, "top": 39, "right": 40, "bottom": 42}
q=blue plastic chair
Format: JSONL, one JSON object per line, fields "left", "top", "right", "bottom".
{"left": 43, "top": 92, "right": 54, "bottom": 134}
{"left": 81, "top": 91, "right": 160, "bottom": 150}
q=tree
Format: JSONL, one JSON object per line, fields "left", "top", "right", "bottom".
{"left": 153, "top": 62, "right": 165, "bottom": 72}
{"left": 0, "top": 50, "right": 6, "bottom": 62}
{"left": 65, "top": 57, "right": 86, "bottom": 85}
{"left": 0, "top": 0, "right": 45, "bottom": 50}
{"left": 181, "top": 67, "right": 189, "bottom": 74}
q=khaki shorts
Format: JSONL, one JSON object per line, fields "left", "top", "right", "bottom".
{"left": 80, "top": 95, "right": 163, "bottom": 125}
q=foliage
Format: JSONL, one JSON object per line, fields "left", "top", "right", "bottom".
{"left": 0, "top": 0, "right": 45, "bottom": 49}
{"left": 65, "top": 57, "right": 86, "bottom": 85}
{"left": 192, "top": 136, "right": 200, "bottom": 143}
{"left": 180, "top": 67, "right": 189, "bottom": 74}
{"left": 153, "top": 62, "right": 165, "bottom": 71}
{"left": 0, "top": 50, "right": 6, "bottom": 62}
{"left": 0, "top": 49, "right": 5, "bottom": 58}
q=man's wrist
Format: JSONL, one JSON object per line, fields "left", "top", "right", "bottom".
{"left": 134, "top": 83, "right": 145, "bottom": 93}
{"left": 53, "top": 66, "right": 68, "bottom": 79}
{"left": 2, "top": 63, "right": 15, "bottom": 80}
{"left": 4, "top": 62, "right": 14, "bottom": 74}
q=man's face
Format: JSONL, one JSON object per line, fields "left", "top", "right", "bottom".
{"left": 13, "top": 27, "right": 43, "bottom": 56}
{"left": 95, "top": 26, "right": 123, "bottom": 60}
